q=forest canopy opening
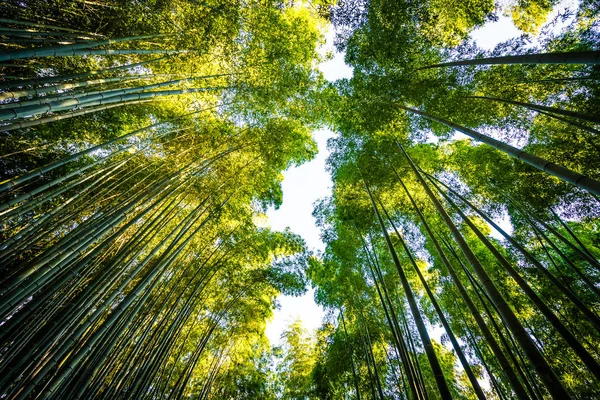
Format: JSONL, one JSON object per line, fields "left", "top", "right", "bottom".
{"left": 0, "top": 0, "right": 599, "bottom": 399}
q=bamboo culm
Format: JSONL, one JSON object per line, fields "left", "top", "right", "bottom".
{"left": 420, "top": 51, "right": 600, "bottom": 69}
{"left": 397, "top": 141, "right": 572, "bottom": 399}
{"left": 363, "top": 176, "right": 454, "bottom": 400}
{"left": 399, "top": 105, "right": 600, "bottom": 197}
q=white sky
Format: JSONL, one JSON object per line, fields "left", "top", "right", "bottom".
{"left": 264, "top": 28, "right": 351, "bottom": 346}
{"left": 264, "top": 0, "right": 576, "bottom": 346}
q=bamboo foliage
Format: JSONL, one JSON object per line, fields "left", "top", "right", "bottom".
{"left": 0, "top": 2, "right": 324, "bottom": 399}
{"left": 2, "top": 1, "right": 600, "bottom": 399}
{"left": 0, "top": 117, "right": 313, "bottom": 398}
{"left": 305, "top": 2, "right": 600, "bottom": 397}
{"left": 310, "top": 128, "right": 600, "bottom": 397}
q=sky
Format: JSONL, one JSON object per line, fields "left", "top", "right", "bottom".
{"left": 262, "top": 128, "right": 334, "bottom": 345}
{"left": 264, "top": 29, "right": 351, "bottom": 345}
{"left": 264, "top": 0, "right": 576, "bottom": 347}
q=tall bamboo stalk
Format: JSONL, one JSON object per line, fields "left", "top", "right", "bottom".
{"left": 399, "top": 106, "right": 600, "bottom": 196}
{"left": 397, "top": 141, "right": 572, "bottom": 399}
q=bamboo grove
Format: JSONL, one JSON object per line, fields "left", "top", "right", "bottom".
{"left": 303, "top": 0, "right": 600, "bottom": 399}
{"left": 1, "top": 0, "right": 600, "bottom": 399}
{"left": 0, "top": 0, "right": 325, "bottom": 398}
